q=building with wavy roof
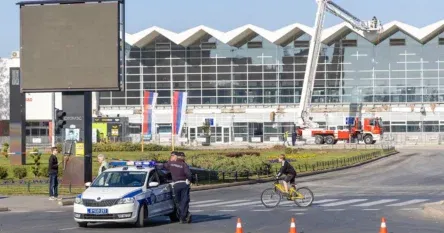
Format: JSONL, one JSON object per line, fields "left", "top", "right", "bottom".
{"left": 3, "top": 20, "right": 444, "bottom": 145}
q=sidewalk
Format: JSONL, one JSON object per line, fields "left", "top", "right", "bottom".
{"left": 0, "top": 195, "right": 70, "bottom": 212}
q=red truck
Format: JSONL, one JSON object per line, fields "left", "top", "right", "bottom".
{"left": 297, "top": 117, "right": 383, "bottom": 145}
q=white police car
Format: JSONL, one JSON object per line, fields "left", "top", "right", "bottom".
{"left": 73, "top": 161, "right": 179, "bottom": 228}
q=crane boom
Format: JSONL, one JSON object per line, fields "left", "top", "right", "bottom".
{"left": 297, "top": 0, "right": 382, "bottom": 129}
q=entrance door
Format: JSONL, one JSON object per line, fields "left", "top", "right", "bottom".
{"left": 212, "top": 126, "right": 223, "bottom": 143}
{"left": 188, "top": 127, "right": 197, "bottom": 143}
{"left": 223, "top": 127, "right": 230, "bottom": 143}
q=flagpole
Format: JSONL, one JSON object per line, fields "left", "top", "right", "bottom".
{"left": 171, "top": 91, "right": 175, "bottom": 151}
{"left": 171, "top": 57, "right": 175, "bottom": 152}
{"left": 141, "top": 91, "right": 144, "bottom": 152}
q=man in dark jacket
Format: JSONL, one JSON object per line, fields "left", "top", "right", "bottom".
{"left": 163, "top": 151, "right": 192, "bottom": 223}
{"left": 48, "top": 147, "right": 61, "bottom": 200}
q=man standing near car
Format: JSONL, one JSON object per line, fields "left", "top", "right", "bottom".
{"left": 48, "top": 147, "right": 62, "bottom": 200}
{"left": 163, "top": 151, "right": 192, "bottom": 223}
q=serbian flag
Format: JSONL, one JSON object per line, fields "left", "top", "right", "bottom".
{"left": 142, "top": 91, "right": 158, "bottom": 137}
{"left": 172, "top": 91, "right": 187, "bottom": 135}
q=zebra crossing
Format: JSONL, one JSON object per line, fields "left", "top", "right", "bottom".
{"left": 189, "top": 197, "right": 434, "bottom": 212}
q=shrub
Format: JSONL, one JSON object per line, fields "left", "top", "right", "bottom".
{"left": 39, "top": 165, "right": 64, "bottom": 178}
{"left": 30, "top": 148, "right": 42, "bottom": 177}
{"left": 1, "top": 143, "right": 9, "bottom": 158}
{"left": 0, "top": 166, "right": 8, "bottom": 179}
{"left": 12, "top": 167, "right": 27, "bottom": 179}
{"left": 40, "top": 166, "right": 49, "bottom": 177}
{"left": 92, "top": 142, "right": 186, "bottom": 152}
{"left": 223, "top": 151, "right": 260, "bottom": 158}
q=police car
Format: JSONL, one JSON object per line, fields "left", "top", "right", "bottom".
{"left": 73, "top": 160, "right": 179, "bottom": 228}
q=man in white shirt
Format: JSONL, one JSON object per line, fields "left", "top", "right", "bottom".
{"left": 97, "top": 154, "right": 109, "bottom": 176}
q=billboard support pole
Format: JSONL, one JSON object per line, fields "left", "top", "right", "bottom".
{"left": 51, "top": 92, "right": 55, "bottom": 147}
{"left": 83, "top": 91, "right": 93, "bottom": 184}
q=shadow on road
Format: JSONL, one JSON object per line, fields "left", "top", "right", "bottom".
{"left": 84, "top": 214, "right": 234, "bottom": 228}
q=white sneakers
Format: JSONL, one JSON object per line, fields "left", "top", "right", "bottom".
{"left": 49, "top": 196, "right": 62, "bottom": 201}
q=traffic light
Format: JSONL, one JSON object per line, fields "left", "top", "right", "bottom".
{"left": 55, "top": 108, "right": 66, "bottom": 134}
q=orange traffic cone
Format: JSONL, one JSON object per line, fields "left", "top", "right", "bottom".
{"left": 379, "top": 217, "right": 387, "bottom": 233}
{"left": 235, "top": 218, "right": 243, "bottom": 233}
{"left": 289, "top": 217, "right": 297, "bottom": 233}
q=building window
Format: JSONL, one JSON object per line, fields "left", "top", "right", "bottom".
{"left": 201, "top": 42, "right": 217, "bottom": 50}
{"left": 247, "top": 41, "right": 262, "bottom": 48}
{"left": 341, "top": 39, "right": 357, "bottom": 47}
{"left": 294, "top": 40, "right": 310, "bottom": 48}
{"left": 389, "top": 38, "right": 405, "bottom": 46}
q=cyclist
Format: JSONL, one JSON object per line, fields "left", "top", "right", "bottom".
{"left": 275, "top": 154, "right": 297, "bottom": 198}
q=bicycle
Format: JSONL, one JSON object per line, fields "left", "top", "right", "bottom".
{"left": 260, "top": 178, "right": 314, "bottom": 208}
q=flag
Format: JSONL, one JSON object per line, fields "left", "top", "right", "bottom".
{"left": 142, "top": 91, "right": 158, "bottom": 139}
{"left": 172, "top": 91, "right": 187, "bottom": 135}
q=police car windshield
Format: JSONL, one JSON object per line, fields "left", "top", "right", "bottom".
{"left": 91, "top": 171, "right": 147, "bottom": 188}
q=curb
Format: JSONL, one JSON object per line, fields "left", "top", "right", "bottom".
{"left": 58, "top": 151, "right": 398, "bottom": 206}
{"left": 0, "top": 206, "right": 10, "bottom": 212}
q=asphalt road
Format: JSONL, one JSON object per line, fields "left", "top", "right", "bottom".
{"left": 1, "top": 148, "right": 444, "bottom": 233}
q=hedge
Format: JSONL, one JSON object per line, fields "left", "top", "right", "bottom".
{"left": 55, "top": 142, "right": 187, "bottom": 152}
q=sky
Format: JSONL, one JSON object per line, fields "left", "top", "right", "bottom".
{"left": 1, "top": 0, "right": 443, "bottom": 57}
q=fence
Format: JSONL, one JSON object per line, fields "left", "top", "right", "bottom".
{"left": 0, "top": 145, "right": 396, "bottom": 195}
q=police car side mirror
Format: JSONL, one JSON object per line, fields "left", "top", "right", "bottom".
{"left": 148, "top": 182, "right": 159, "bottom": 187}
{"left": 85, "top": 182, "right": 91, "bottom": 187}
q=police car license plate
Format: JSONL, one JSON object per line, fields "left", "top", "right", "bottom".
{"left": 87, "top": 208, "right": 108, "bottom": 214}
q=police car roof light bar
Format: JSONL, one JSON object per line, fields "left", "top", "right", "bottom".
{"left": 109, "top": 160, "right": 157, "bottom": 168}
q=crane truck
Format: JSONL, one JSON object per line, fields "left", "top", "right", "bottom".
{"left": 296, "top": 0, "right": 384, "bottom": 145}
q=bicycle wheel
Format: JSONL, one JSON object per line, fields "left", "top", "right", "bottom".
{"left": 293, "top": 187, "right": 314, "bottom": 207}
{"left": 260, "top": 188, "right": 282, "bottom": 208}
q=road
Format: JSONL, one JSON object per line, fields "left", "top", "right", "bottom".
{"left": 1, "top": 148, "right": 444, "bottom": 233}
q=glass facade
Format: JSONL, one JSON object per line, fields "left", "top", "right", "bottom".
{"left": 100, "top": 30, "right": 444, "bottom": 106}
{"left": 98, "top": 28, "right": 444, "bottom": 139}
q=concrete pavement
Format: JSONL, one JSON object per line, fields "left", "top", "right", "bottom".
{"left": 1, "top": 148, "right": 444, "bottom": 232}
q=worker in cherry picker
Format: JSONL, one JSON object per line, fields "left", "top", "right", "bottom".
{"left": 372, "top": 16, "right": 378, "bottom": 29}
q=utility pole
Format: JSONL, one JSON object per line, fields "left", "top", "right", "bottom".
{"left": 51, "top": 92, "right": 55, "bottom": 147}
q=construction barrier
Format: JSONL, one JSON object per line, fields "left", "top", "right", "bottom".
{"left": 233, "top": 217, "right": 388, "bottom": 233}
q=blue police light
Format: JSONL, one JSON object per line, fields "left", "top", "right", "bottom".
{"left": 109, "top": 160, "right": 158, "bottom": 168}
{"left": 109, "top": 161, "right": 128, "bottom": 167}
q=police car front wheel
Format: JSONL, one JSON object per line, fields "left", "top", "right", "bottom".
{"left": 135, "top": 204, "right": 146, "bottom": 227}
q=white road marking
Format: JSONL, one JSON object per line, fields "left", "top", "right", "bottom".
{"left": 287, "top": 209, "right": 308, "bottom": 211}
{"left": 252, "top": 209, "right": 273, "bottom": 212}
{"left": 386, "top": 199, "right": 429, "bottom": 207}
{"left": 190, "top": 200, "right": 222, "bottom": 205}
{"left": 320, "top": 199, "right": 368, "bottom": 207}
{"left": 46, "top": 210, "right": 64, "bottom": 213}
{"left": 294, "top": 213, "right": 305, "bottom": 215}
{"left": 193, "top": 200, "right": 250, "bottom": 208}
{"left": 363, "top": 209, "right": 380, "bottom": 211}
{"left": 218, "top": 210, "right": 237, "bottom": 212}
{"left": 353, "top": 199, "right": 398, "bottom": 207}
{"left": 324, "top": 209, "right": 345, "bottom": 211}
{"left": 313, "top": 199, "right": 340, "bottom": 204}
{"left": 400, "top": 208, "right": 421, "bottom": 211}
{"left": 189, "top": 210, "right": 204, "bottom": 213}
{"left": 225, "top": 201, "right": 263, "bottom": 207}
{"left": 59, "top": 227, "right": 79, "bottom": 231}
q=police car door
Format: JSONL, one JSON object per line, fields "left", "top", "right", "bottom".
{"left": 146, "top": 170, "right": 163, "bottom": 216}
{"left": 156, "top": 169, "right": 174, "bottom": 213}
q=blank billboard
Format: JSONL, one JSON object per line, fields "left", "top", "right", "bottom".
{"left": 19, "top": 1, "right": 122, "bottom": 92}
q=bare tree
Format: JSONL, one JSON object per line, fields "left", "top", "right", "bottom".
{"left": 0, "top": 58, "right": 9, "bottom": 120}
